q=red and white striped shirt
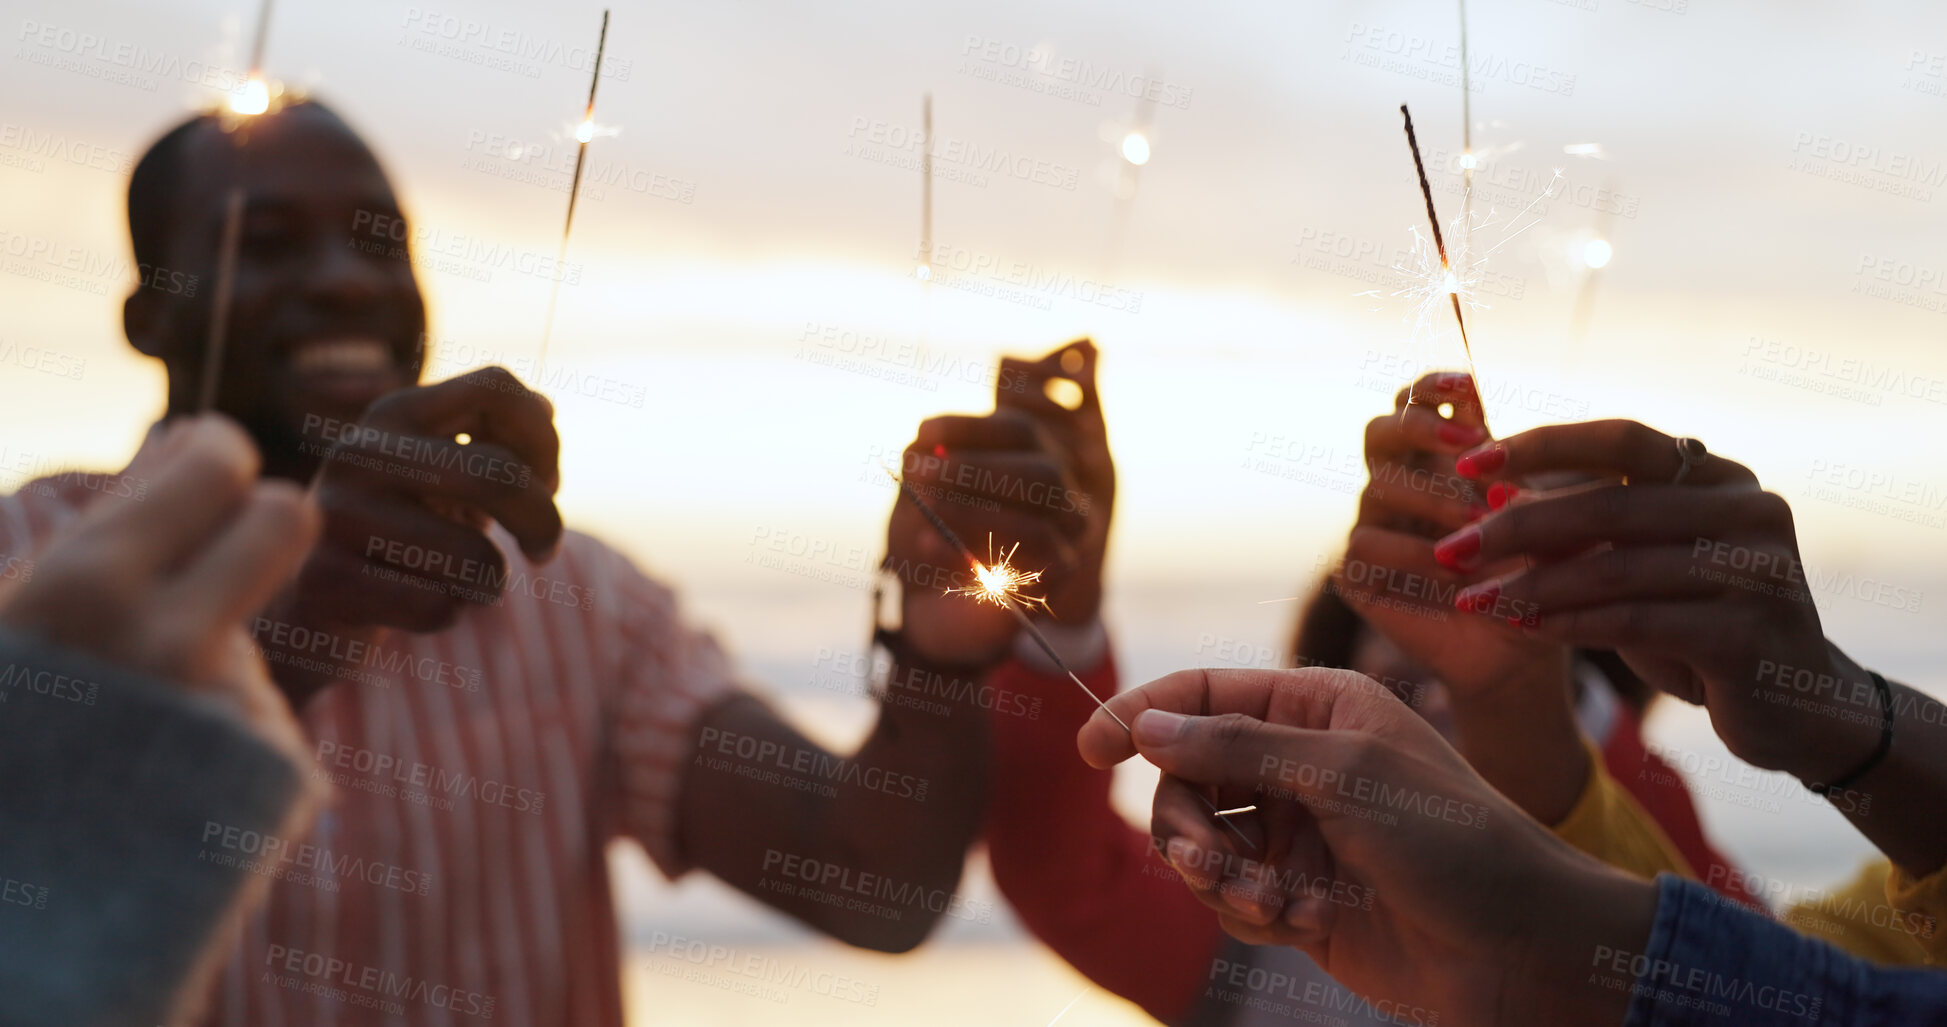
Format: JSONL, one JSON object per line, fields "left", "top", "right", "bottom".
{"left": 0, "top": 473, "right": 733, "bottom": 1027}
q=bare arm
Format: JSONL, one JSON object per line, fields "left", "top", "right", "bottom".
{"left": 675, "top": 650, "right": 992, "bottom": 952}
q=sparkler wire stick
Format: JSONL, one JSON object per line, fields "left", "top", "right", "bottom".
{"left": 537, "top": 8, "right": 610, "bottom": 374}
{"left": 1400, "top": 103, "right": 1486, "bottom": 431}
{"left": 886, "top": 469, "right": 1258, "bottom": 850}
{"left": 1458, "top": 0, "right": 1473, "bottom": 231}
{"left": 197, "top": 0, "right": 276, "bottom": 411}
{"left": 198, "top": 188, "right": 247, "bottom": 411}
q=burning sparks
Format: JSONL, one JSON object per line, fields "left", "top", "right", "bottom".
{"left": 537, "top": 9, "right": 611, "bottom": 374}
{"left": 946, "top": 537, "right": 1049, "bottom": 613}
{"left": 230, "top": 74, "right": 271, "bottom": 115}
{"left": 1583, "top": 237, "right": 1613, "bottom": 269}
{"left": 1120, "top": 131, "right": 1151, "bottom": 166}
{"left": 1375, "top": 105, "right": 1562, "bottom": 424}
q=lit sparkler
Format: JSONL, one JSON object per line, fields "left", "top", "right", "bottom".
{"left": 1400, "top": 104, "right": 1472, "bottom": 372}
{"left": 536, "top": 8, "right": 611, "bottom": 375}
{"left": 1389, "top": 104, "right": 1562, "bottom": 425}
{"left": 197, "top": 0, "right": 278, "bottom": 411}
{"left": 886, "top": 467, "right": 1258, "bottom": 849}
{"left": 946, "top": 535, "right": 1050, "bottom": 614}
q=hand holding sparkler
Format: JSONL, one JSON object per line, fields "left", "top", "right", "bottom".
{"left": 887, "top": 434, "right": 1258, "bottom": 850}
{"left": 883, "top": 410, "right": 1088, "bottom": 670}
{"left": 1340, "top": 370, "right": 1557, "bottom": 702}
{"left": 994, "top": 340, "right": 1114, "bottom": 625}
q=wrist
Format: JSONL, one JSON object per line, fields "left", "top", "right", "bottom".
{"left": 1516, "top": 855, "right": 1658, "bottom": 1025}
{"left": 1769, "top": 643, "right": 1882, "bottom": 784}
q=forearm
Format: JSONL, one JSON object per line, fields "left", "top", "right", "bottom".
{"left": 1514, "top": 854, "right": 1658, "bottom": 1026}
{"left": 1448, "top": 657, "right": 1590, "bottom": 828}
{"left": 680, "top": 652, "right": 992, "bottom": 952}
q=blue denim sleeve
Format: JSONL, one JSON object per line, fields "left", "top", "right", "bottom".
{"left": 1621, "top": 874, "right": 1947, "bottom": 1027}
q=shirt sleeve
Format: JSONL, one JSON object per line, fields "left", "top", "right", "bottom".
{"left": 1554, "top": 739, "right": 1698, "bottom": 883}
{"left": 982, "top": 641, "right": 1227, "bottom": 1025}
{"left": 0, "top": 626, "right": 308, "bottom": 1027}
{"left": 1623, "top": 875, "right": 1947, "bottom": 1027}
{"left": 603, "top": 554, "right": 738, "bottom": 880}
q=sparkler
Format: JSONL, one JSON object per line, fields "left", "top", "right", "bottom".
{"left": 1457, "top": 0, "right": 1473, "bottom": 234}
{"left": 917, "top": 92, "right": 932, "bottom": 284}
{"left": 1400, "top": 104, "right": 1473, "bottom": 373}
{"left": 1391, "top": 105, "right": 1562, "bottom": 428}
{"left": 535, "top": 8, "right": 610, "bottom": 375}
{"left": 885, "top": 468, "right": 1258, "bottom": 849}
{"left": 197, "top": 0, "right": 277, "bottom": 411}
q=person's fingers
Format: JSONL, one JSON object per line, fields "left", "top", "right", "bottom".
{"left": 910, "top": 409, "right": 1046, "bottom": 453}
{"left": 1356, "top": 474, "right": 1477, "bottom": 538}
{"left": 1081, "top": 668, "right": 1263, "bottom": 768}
{"left": 1454, "top": 420, "right": 1758, "bottom": 487}
{"left": 1078, "top": 667, "right": 1376, "bottom": 768}
{"left": 1153, "top": 775, "right": 1237, "bottom": 893}
{"left": 168, "top": 481, "right": 321, "bottom": 631}
{"left": 82, "top": 416, "right": 259, "bottom": 577}
{"left": 319, "top": 429, "right": 562, "bottom": 560}
{"left": 1457, "top": 544, "right": 1747, "bottom": 620}
{"left": 1394, "top": 370, "right": 1482, "bottom": 417}
{"left": 1365, "top": 404, "right": 1489, "bottom": 469}
{"left": 1131, "top": 708, "right": 1383, "bottom": 820}
{"left": 363, "top": 366, "right": 561, "bottom": 490}
{"left": 315, "top": 496, "right": 509, "bottom": 617}
{"left": 1438, "top": 485, "right": 1792, "bottom": 571}
{"left": 1513, "top": 600, "right": 1727, "bottom": 666}
{"left": 998, "top": 339, "right": 1100, "bottom": 417}
{"left": 288, "top": 546, "right": 467, "bottom": 634}
{"left": 1334, "top": 526, "right": 1473, "bottom": 618}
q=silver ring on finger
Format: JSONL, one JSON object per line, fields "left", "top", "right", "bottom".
{"left": 1671, "top": 437, "right": 1709, "bottom": 484}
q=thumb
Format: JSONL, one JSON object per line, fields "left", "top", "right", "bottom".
{"left": 1132, "top": 709, "right": 1366, "bottom": 818}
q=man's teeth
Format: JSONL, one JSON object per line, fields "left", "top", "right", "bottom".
{"left": 292, "top": 339, "right": 393, "bottom": 374}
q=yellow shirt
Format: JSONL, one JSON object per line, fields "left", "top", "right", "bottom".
{"left": 1551, "top": 742, "right": 1698, "bottom": 882}
{"left": 1784, "top": 860, "right": 1941, "bottom": 965}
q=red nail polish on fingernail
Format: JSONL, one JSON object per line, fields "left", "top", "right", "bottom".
{"left": 1456, "top": 444, "right": 1506, "bottom": 479}
{"left": 1487, "top": 481, "right": 1519, "bottom": 510}
{"left": 1468, "top": 504, "right": 1489, "bottom": 522}
{"left": 1439, "top": 422, "right": 1487, "bottom": 446}
{"left": 932, "top": 444, "right": 947, "bottom": 457}
{"left": 1433, "top": 527, "right": 1481, "bottom": 569}
{"left": 1454, "top": 583, "right": 1499, "bottom": 613}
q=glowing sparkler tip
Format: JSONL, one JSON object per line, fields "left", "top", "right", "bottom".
{"left": 1442, "top": 271, "right": 1459, "bottom": 294}
{"left": 1458, "top": 152, "right": 1478, "bottom": 170}
{"left": 575, "top": 118, "right": 596, "bottom": 144}
{"left": 1120, "top": 132, "right": 1151, "bottom": 166}
{"left": 915, "top": 264, "right": 931, "bottom": 281}
{"left": 230, "top": 76, "right": 271, "bottom": 116}
{"left": 945, "top": 539, "right": 1049, "bottom": 612}
{"left": 1583, "top": 238, "right": 1613, "bottom": 269}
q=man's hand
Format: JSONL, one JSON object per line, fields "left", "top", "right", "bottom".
{"left": 1077, "top": 667, "right": 1654, "bottom": 1027}
{"left": 261, "top": 367, "right": 562, "bottom": 704}
{"left": 887, "top": 410, "right": 1088, "bottom": 668}
{"left": 0, "top": 415, "right": 319, "bottom": 759}
{"left": 995, "top": 339, "right": 1113, "bottom": 624}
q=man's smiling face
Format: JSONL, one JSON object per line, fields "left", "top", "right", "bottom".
{"left": 127, "top": 102, "right": 427, "bottom": 479}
